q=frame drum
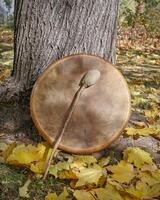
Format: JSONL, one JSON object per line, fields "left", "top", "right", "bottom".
{"left": 30, "top": 54, "right": 131, "bottom": 154}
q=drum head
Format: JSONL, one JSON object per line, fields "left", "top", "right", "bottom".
{"left": 30, "top": 54, "right": 130, "bottom": 154}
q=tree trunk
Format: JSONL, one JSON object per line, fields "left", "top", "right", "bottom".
{"left": 0, "top": 0, "right": 119, "bottom": 135}
{"left": 13, "top": 0, "right": 118, "bottom": 88}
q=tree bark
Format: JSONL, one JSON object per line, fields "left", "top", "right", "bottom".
{"left": 13, "top": 0, "right": 118, "bottom": 89}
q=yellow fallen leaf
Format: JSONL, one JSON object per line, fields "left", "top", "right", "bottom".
{"left": 56, "top": 161, "right": 70, "bottom": 171}
{"left": 73, "top": 190, "right": 95, "bottom": 200}
{"left": 126, "top": 182, "right": 160, "bottom": 199}
{"left": 45, "top": 193, "right": 58, "bottom": 200}
{"left": 132, "top": 96, "right": 142, "bottom": 105}
{"left": 75, "top": 164, "right": 103, "bottom": 187}
{"left": 73, "top": 155, "right": 97, "bottom": 165}
{"left": 56, "top": 188, "right": 68, "bottom": 200}
{"left": 138, "top": 171, "right": 160, "bottom": 186}
{"left": 58, "top": 170, "right": 77, "bottom": 179}
{"left": 70, "top": 155, "right": 97, "bottom": 171}
{"left": 94, "top": 184, "right": 123, "bottom": 200}
{"left": 45, "top": 188, "right": 68, "bottom": 200}
{"left": 139, "top": 183, "right": 160, "bottom": 199}
{"left": 30, "top": 161, "right": 45, "bottom": 174}
{"left": 30, "top": 145, "right": 52, "bottom": 173}
{"left": 3, "top": 142, "right": 16, "bottom": 161}
{"left": 123, "top": 147, "right": 153, "bottom": 169}
{"left": 70, "top": 156, "right": 97, "bottom": 174}
{"left": 70, "top": 162, "right": 85, "bottom": 172}
{"left": 122, "top": 194, "right": 140, "bottom": 200}
{"left": 148, "top": 93, "right": 159, "bottom": 103}
{"left": 151, "top": 169, "right": 160, "bottom": 179}
{"left": 141, "top": 163, "right": 157, "bottom": 172}
{"left": 125, "top": 170, "right": 160, "bottom": 198}
{"left": 106, "top": 160, "right": 134, "bottom": 184}
{"left": 49, "top": 165, "right": 58, "bottom": 178}
{"left": 0, "top": 66, "right": 12, "bottom": 82}
{"left": 125, "top": 127, "right": 160, "bottom": 136}
{"left": 19, "top": 179, "right": 31, "bottom": 198}
{"left": 7, "top": 143, "right": 46, "bottom": 165}
{"left": 144, "top": 108, "right": 160, "bottom": 119}
{"left": 49, "top": 161, "right": 70, "bottom": 178}
{"left": 125, "top": 187, "right": 143, "bottom": 199}
{"left": 107, "top": 178, "right": 124, "bottom": 191}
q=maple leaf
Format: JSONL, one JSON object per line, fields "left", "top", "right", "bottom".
{"left": 123, "top": 147, "right": 153, "bottom": 169}
{"left": 75, "top": 164, "right": 103, "bottom": 187}
{"left": 7, "top": 143, "right": 46, "bottom": 165}
{"left": 106, "top": 160, "right": 134, "bottom": 184}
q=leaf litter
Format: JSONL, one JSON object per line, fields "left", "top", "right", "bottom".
{"left": 0, "top": 141, "right": 160, "bottom": 199}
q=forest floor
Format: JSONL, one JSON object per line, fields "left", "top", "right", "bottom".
{"left": 0, "top": 26, "right": 160, "bottom": 199}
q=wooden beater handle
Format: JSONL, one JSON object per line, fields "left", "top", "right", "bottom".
{"left": 43, "top": 69, "right": 101, "bottom": 179}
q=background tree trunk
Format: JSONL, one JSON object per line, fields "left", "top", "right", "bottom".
{"left": 0, "top": 0, "right": 119, "bottom": 136}
{"left": 13, "top": 0, "right": 118, "bottom": 89}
